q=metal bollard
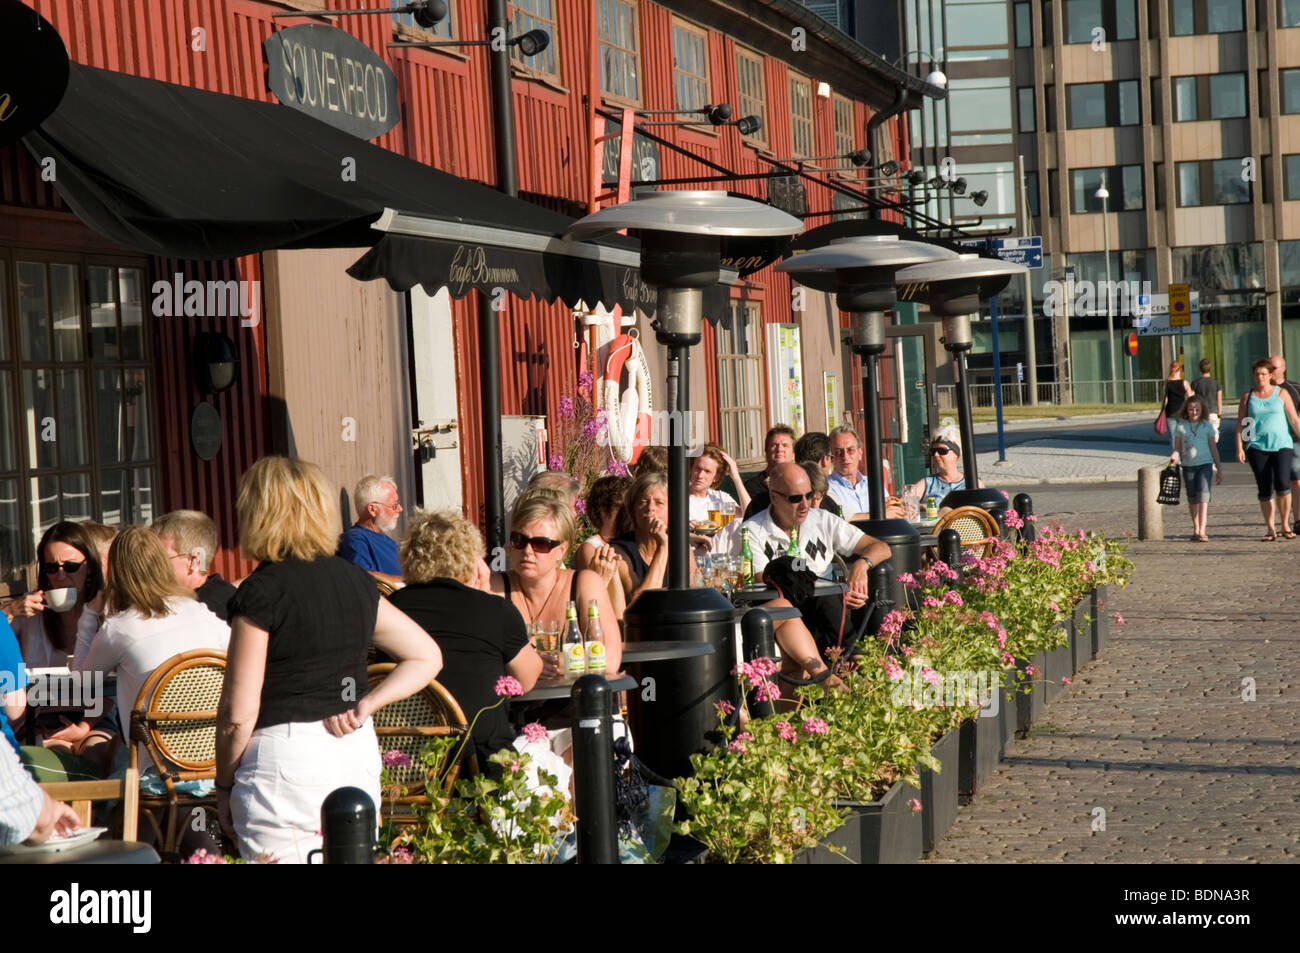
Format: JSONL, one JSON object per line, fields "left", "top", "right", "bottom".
{"left": 938, "top": 528, "right": 962, "bottom": 569}
{"left": 740, "top": 607, "right": 777, "bottom": 718}
{"left": 571, "top": 675, "right": 618, "bottom": 864}
{"left": 1013, "top": 492, "right": 1036, "bottom": 542}
{"left": 312, "top": 786, "right": 376, "bottom": 864}
{"left": 866, "top": 561, "right": 895, "bottom": 638}
{"left": 1137, "top": 466, "right": 1164, "bottom": 540}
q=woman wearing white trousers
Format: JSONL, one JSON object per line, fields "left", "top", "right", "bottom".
{"left": 216, "top": 457, "right": 440, "bottom": 863}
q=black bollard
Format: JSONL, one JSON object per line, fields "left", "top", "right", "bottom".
{"left": 1013, "top": 492, "right": 1036, "bottom": 542}
{"left": 315, "top": 786, "right": 376, "bottom": 864}
{"left": 572, "top": 675, "right": 618, "bottom": 864}
{"left": 938, "top": 528, "right": 962, "bottom": 570}
{"left": 865, "top": 561, "right": 896, "bottom": 639}
{"left": 740, "top": 607, "right": 778, "bottom": 718}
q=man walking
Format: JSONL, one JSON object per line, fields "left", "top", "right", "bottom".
{"left": 338, "top": 474, "right": 404, "bottom": 586}
{"left": 1191, "top": 358, "right": 1223, "bottom": 443}
{"left": 1269, "top": 355, "right": 1300, "bottom": 534}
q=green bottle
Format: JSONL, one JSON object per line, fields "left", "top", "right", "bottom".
{"left": 740, "top": 529, "right": 754, "bottom": 588}
{"left": 785, "top": 526, "right": 800, "bottom": 559}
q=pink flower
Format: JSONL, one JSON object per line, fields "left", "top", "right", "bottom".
{"left": 715, "top": 699, "right": 736, "bottom": 717}
{"left": 382, "top": 847, "right": 414, "bottom": 864}
{"left": 753, "top": 678, "right": 782, "bottom": 703}
{"left": 801, "top": 717, "right": 829, "bottom": 735}
{"left": 1000, "top": 651, "right": 1015, "bottom": 665}
{"left": 1048, "top": 601, "right": 1059, "bottom": 612}
{"left": 582, "top": 411, "right": 606, "bottom": 439}
{"left": 574, "top": 497, "right": 588, "bottom": 515}
{"left": 728, "top": 739, "right": 748, "bottom": 755}
{"left": 548, "top": 454, "right": 564, "bottom": 471}
{"left": 1003, "top": 508, "right": 1024, "bottom": 529}
{"left": 901, "top": 645, "right": 915, "bottom": 657}
{"left": 182, "top": 849, "right": 228, "bottom": 864}
{"left": 558, "top": 396, "right": 575, "bottom": 418}
{"left": 922, "top": 596, "right": 942, "bottom": 608}
{"left": 1113, "top": 612, "right": 1125, "bottom": 625}
{"left": 922, "top": 668, "right": 942, "bottom": 686}
{"left": 776, "top": 721, "right": 797, "bottom": 742}
{"left": 1085, "top": 561, "right": 1095, "bottom": 573}
{"left": 508, "top": 759, "right": 523, "bottom": 772}
{"left": 1024, "top": 664, "right": 1038, "bottom": 678}
{"left": 884, "top": 658, "right": 905, "bottom": 681}
{"left": 1027, "top": 514, "right": 1037, "bottom": 522}
{"left": 896, "top": 571, "right": 918, "bottom": 589}
{"left": 1061, "top": 677, "right": 1072, "bottom": 686}
{"left": 749, "top": 657, "right": 780, "bottom": 678}
{"left": 522, "top": 722, "right": 549, "bottom": 744}
{"left": 1077, "top": 528, "right": 1086, "bottom": 541}
{"left": 880, "top": 609, "right": 906, "bottom": 636}
{"left": 921, "top": 570, "right": 941, "bottom": 586}
{"left": 933, "top": 560, "right": 960, "bottom": 582}
{"left": 909, "top": 798, "right": 922, "bottom": 813}
{"left": 382, "top": 749, "right": 411, "bottom": 768}
{"left": 577, "top": 370, "right": 594, "bottom": 391}
{"left": 943, "top": 590, "right": 963, "bottom": 607}
{"left": 604, "top": 458, "right": 629, "bottom": 476}
{"left": 494, "top": 676, "right": 524, "bottom": 697}
{"left": 997, "top": 629, "right": 1007, "bottom": 648}
{"left": 979, "top": 611, "right": 1000, "bottom": 630}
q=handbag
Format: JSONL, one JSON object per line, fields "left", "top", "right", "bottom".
{"left": 1156, "top": 464, "right": 1182, "bottom": 506}
{"left": 1154, "top": 412, "right": 1168, "bottom": 436}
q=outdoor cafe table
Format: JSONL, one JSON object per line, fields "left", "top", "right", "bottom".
{"left": 729, "top": 580, "right": 847, "bottom": 606}
{"left": 622, "top": 641, "right": 715, "bottom": 664}
{"left": 0, "top": 840, "right": 160, "bottom": 865}
{"left": 514, "top": 673, "right": 637, "bottom": 703}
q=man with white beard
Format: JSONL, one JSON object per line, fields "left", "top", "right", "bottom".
{"left": 338, "top": 474, "right": 404, "bottom": 587}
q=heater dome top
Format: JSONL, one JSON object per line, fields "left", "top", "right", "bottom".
{"left": 564, "top": 190, "right": 802, "bottom": 242}
{"left": 894, "top": 253, "right": 1026, "bottom": 285}
{"left": 776, "top": 234, "right": 957, "bottom": 277}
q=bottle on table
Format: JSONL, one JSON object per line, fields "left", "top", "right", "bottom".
{"left": 925, "top": 496, "right": 939, "bottom": 519}
{"left": 739, "top": 530, "right": 754, "bottom": 588}
{"left": 785, "top": 526, "right": 800, "bottom": 559}
{"left": 562, "top": 600, "right": 586, "bottom": 680}
{"left": 585, "top": 604, "right": 606, "bottom": 674}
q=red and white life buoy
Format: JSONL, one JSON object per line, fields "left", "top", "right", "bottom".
{"left": 601, "top": 333, "right": 652, "bottom": 464}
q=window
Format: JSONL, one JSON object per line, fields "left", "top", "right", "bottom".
{"left": 833, "top": 96, "right": 856, "bottom": 160}
{"left": 1044, "top": 85, "right": 1056, "bottom": 131}
{"left": 1286, "top": 0, "right": 1300, "bottom": 27}
{"left": 1066, "top": 80, "right": 1140, "bottom": 127}
{"left": 1154, "top": 161, "right": 1165, "bottom": 209}
{"left": 948, "top": 77, "right": 1013, "bottom": 145}
{"left": 1171, "top": 73, "right": 1247, "bottom": 120}
{"left": 0, "top": 256, "right": 158, "bottom": 573}
{"left": 391, "top": 0, "right": 453, "bottom": 37}
{"left": 1018, "top": 87, "right": 1036, "bottom": 132}
{"left": 597, "top": 0, "right": 640, "bottom": 102}
{"left": 1025, "top": 170, "right": 1041, "bottom": 217}
{"left": 1169, "top": 242, "right": 1262, "bottom": 288}
{"left": 1064, "top": 0, "right": 1136, "bottom": 41}
{"left": 735, "top": 47, "right": 767, "bottom": 145}
{"left": 671, "top": 20, "right": 710, "bottom": 115}
{"left": 1176, "top": 158, "right": 1252, "bottom": 204}
{"left": 1285, "top": 155, "right": 1300, "bottom": 200}
{"left": 1071, "top": 165, "right": 1144, "bottom": 211}
{"left": 717, "top": 301, "right": 764, "bottom": 466}
{"left": 509, "top": 0, "right": 558, "bottom": 76}
{"left": 1283, "top": 69, "right": 1300, "bottom": 113}
{"left": 1015, "top": 1, "right": 1033, "bottom": 44}
{"left": 945, "top": 0, "right": 1010, "bottom": 47}
{"left": 788, "top": 72, "right": 814, "bottom": 157}
{"left": 1170, "top": 0, "right": 1244, "bottom": 32}
{"left": 1043, "top": 0, "right": 1054, "bottom": 44}
{"left": 1048, "top": 168, "right": 1060, "bottom": 216}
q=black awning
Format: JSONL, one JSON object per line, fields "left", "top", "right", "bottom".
{"left": 23, "top": 63, "right": 648, "bottom": 311}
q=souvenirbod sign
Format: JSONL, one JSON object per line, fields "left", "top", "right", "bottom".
{"left": 264, "top": 24, "right": 400, "bottom": 140}
{"left": 0, "top": 0, "right": 71, "bottom": 147}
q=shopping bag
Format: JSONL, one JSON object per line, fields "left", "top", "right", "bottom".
{"left": 1154, "top": 412, "right": 1168, "bottom": 436}
{"left": 1156, "top": 464, "right": 1182, "bottom": 505}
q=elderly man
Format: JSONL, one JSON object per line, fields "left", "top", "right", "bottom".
{"left": 1270, "top": 355, "right": 1300, "bottom": 534}
{"left": 153, "top": 510, "right": 238, "bottom": 621}
{"left": 338, "top": 474, "right": 404, "bottom": 586}
{"left": 826, "top": 425, "right": 904, "bottom": 521}
{"left": 742, "top": 425, "right": 796, "bottom": 518}
{"left": 740, "top": 462, "right": 891, "bottom": 688}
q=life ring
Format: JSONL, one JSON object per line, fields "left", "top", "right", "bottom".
{"left": 601, "top": 333, "right": 652, "bottom": 464}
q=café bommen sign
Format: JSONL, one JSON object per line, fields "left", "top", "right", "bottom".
{"left": 0, "top": 0, "right": 71, "bottom": 148}
{"left": 264, "top": 23, "right": 400, "bottom": 140}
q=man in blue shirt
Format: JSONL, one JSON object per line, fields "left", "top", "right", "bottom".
{"left": 0, "top": 617, "right": 27, "bottom": 755}
{"left": 826, "top": 426, "right": 904, "bottom": 521}
{"left": 338, "top": 474, "right": 404, "bottom": 586}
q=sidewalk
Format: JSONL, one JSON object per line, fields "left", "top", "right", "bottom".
{"left": 971, "top": 411, "right": 1171, "bottom": 484}
{"left": 922, "top": 498, "right": 1300, "bottom": 863}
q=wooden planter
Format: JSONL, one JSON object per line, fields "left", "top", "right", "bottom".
{"left": 1070, "top": 600, "right": 1091, "bottom": 673}
{"left": 1014, "top": 652, "right": 1047, "bottom": 735}
{"left": 1090, "top": 585, "right": 1110, "bottom": 656}
{"left": 794, "top": 781, "right": 923, "bottom": 865}
{"left": 921, "top": 727, "right": 961, "bottom": 851}
{"left": 1042, "top": 622, "right": 1071, "bottom": 703}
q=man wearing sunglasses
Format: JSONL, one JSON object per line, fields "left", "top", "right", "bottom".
{"left": 740, "top": 463, "right": 891, "bottom": 686}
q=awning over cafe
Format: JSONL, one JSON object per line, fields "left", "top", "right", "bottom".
{"left": 23, "top": 62, "right": 659, "bottom": 313}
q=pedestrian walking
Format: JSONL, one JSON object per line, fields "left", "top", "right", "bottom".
{"left": 1160, "top": 362, "right": 1193, "bottom": 447}
{"left": 1170, "top": 397, "right": 1221, "bottom": 541}
{"left": 1268, "top": 354, "right": 1300, "bottom": 535}
{"left": 1235, "top": 359, "right": 1300, "bottom": 541}
{"left": 1190, "top": 358, "right": 1223, "bottom": 443}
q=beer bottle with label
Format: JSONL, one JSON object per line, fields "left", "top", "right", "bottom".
{"left": 739, "top": 529, "right": 754, "bottom": 588}
{"left": 585, "top": 604, "right": 606, "bottom": 674}
{"left": 785, "top": 526, "right": 800, "bottom": 559}
{"left": 562, "top": 601, "right": 586, "bottom": 679}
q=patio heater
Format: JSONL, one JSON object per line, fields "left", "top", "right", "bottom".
{"left": 565, "top": 191, "right": 801, "bottom": 778}
{"left": 893, "top": 254, "right": 1026, "bottom": 520}
{"left": 776, "top": 235, "right": 957, "bottom": 609}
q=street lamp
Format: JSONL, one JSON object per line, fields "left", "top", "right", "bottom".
{"left": 893, "top": 51, "right": 948, "bottom": 90}
{"left": 1096, "top": 174, "right": 1117, "bottom": 405}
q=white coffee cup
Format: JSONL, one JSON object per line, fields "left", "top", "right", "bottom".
{"left": 44, "top": 587, "right": 78, "bottom": 613}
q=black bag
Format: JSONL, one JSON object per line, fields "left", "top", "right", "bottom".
{"left": 760, "top": 556, "right": 869, "bottom": 662}
{"left": 1157, "top": 464, "right": 1182, "bottom": 506}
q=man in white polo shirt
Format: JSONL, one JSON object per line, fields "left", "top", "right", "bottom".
{"left": 741, "top": 462, "right": 891, "bottom": 690}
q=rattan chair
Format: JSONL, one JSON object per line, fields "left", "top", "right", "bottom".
{"left": 40, "top": 769, "right": 139, "bottom": 841}
{"left": 129, "top": 649, "right": 226, "bottom": 860}
{"left": 932, "top": 505, "right": 1000, "bottom": 560}
{"left": 367, "top": 663, "right": 475, "bottom": 821}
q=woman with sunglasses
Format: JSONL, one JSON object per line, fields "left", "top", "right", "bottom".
{"left": 905, "top": 427, "right": 985, "bottom": 512}
{"left": 609, "top": 470, "right": 670, "bottom": 604}
{"left": 491, "top": 493, "right": 622, "bottom": 673}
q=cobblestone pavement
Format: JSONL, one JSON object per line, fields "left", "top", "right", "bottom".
{"left": 922, "top": 491, "right": 1300, "bottom": 863}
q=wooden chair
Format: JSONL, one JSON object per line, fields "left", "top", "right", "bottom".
{"left": 40, "top": 769, "right": 139, "bottom": 841}
{"left": 932, "top": 506, "right": 1001, "bottom": 560}
{"left": 367, "top": 663, "right": 476, "bottom": 822}
{"left": 129, "top": 649, "right": 226, "bottom": 860}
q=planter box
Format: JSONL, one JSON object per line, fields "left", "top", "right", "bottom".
{"left": 1091, "top": 585, "right": 1110, "bottom": 656}
{"left": 920, "top": 727, "right": 960, "bottom": 852}
{"left": 794, "top": 781, "right": 922, "bottom": 865}
{"left": 1014, "top": 652, "right": 1047, "bottom": 735}
{"left": 998, "top": 667, "right": 1017, "bottom": 755}
{"left": 1071, "top": 601, "right": 1091, "bottom": 673}
{"left": 1042, "top": 621, "right": 1071, "bottom": 703}
{"left": 958, "top": 700, "right": 1002, "bottom": 798}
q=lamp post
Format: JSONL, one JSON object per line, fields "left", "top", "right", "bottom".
{"left": 1096, "top": 174, "right": 1117, "bottom": 405}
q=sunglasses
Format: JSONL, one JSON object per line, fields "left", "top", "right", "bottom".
{"left": 41, "top": 560, "right": 86, "bottom": 575}
{"left": 509, "top": 532, "right": 563, "bottom": 554}
{"left": 930, "top": 447, "right": 952, "bottom": 456}
{"left": 778, "top": 491, "right": 816, "bottom": 504}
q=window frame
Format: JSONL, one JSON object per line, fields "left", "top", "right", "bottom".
{"left": 1282, "top": 68, "right": 1300, "bottom": 114}
{"left": 1069, "top": 164, "right": 1145, "bottom": 212}
{"left": 597, "top": 0, "right": 641, "bottom": 106}
{"left": 1170, "top": 0, "right": 1245, "bottom": 33}
{"left": 1175, "top": 158, "right": 1253, "bottom": 205}
{"left": 1018, "top": 86, "right": 1036, "bottom": 132}
{"left": 716, "top": 299, "right": 765, "bottom": 468}
{"left": 670, "top": 18, "right": 712, "bottom": 126}
{"left": 735, "top": 44, "right": 768, "bottom": 148}
{"left": 1283, "top": 154, "right": 1300, "bottom": 200}
{"left": 788, "top": 70, "right": 815, "bottom": 159}
{"left": 832, "top": 94, "right": 857, "bottom": 165}
{"left": 509, "top": 0, "right": 560, "bottom": 80}
{"left": 1066, "top": 79, "right": 1140, "bottom": 128}
{"left": 1170, "top": 72, "right": 1248, "bottom": 121}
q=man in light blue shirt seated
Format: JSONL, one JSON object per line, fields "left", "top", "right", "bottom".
{"left": 338, "top": 474, "right": 404, "bottom": 586}
{"left": 826, "top": 426, "right": 905, "bottom": 521}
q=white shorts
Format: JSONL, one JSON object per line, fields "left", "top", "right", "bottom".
{"left": 232, "top": 718, "right": 381, "bottom": 865}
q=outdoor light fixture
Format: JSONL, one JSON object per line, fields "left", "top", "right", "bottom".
{"left": 275, "top": 1, "right": 447, "bottom": 26}
{"left": 905, "top": 170, "right": 928, "bottom": 187}
{"left": 950, "top": 176, "right": 968, "bottom": 196}
{"left": 894, "top": 51, "right": 948, "bottom": 90}
{"left": 878, "top": 160, "right": 901, "bottom": 177}
{"left": 193, "top": 331, "right": 239, "bottom": 395}
{"left": 388, "top": 27, "right": 549, "bottom": 53}
{"left": 734, "top": 115, "right": 762, "bottom": 136}
{"left": 765, "top": 148, "right": 871, "bottom": 167}
{"left": 971, "top": 189, "right": 989, "bottom": 207}
{"left": 894, "top": 254, "right": 1026, "bottom": 516}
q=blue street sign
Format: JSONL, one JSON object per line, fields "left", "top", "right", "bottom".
{"left": 991, "top": 236, "right": 1043, "bottom": 269}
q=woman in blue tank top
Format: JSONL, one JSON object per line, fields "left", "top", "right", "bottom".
{"left": 1236, "top": 358, "right": 1300, "bottom": 540}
